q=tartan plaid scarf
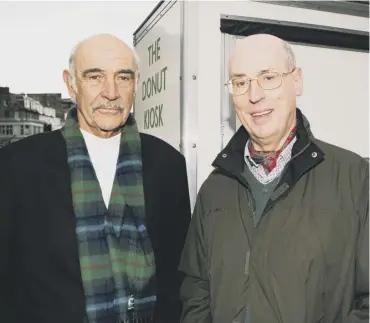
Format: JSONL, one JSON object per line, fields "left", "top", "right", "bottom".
{"left": 61, "top": 107, "right": 156, "bottom": 323}
{"left": 248, "top": 126, "right": 297, "bottom": 173}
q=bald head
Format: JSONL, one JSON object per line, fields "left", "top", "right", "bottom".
{"left": 230, "top": 34, "right": 296, "bottom": 74}
{"left": 69, "top": 34, "right": 139, "bottom": 84}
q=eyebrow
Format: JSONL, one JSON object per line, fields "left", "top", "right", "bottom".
{"left": 230, "top": 73, "right": 247, "bottom": 78}
{"left": 115, "top": 69, "right": 135, "bottom": 76}
{"left": 258, "top": 69, "right": 275, "bottom": 75}
{"left": 81, "top": 68, "right": 135, "bottom": 78}
{"left": 81, "top": 68, "right": 104, "bottom": 78}
{"left": 230, "top": 69, "right": 276, "bottom": 78}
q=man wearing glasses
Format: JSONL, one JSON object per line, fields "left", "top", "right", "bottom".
{"left": 179, "top": 34, "right": 368, "bottom": 323}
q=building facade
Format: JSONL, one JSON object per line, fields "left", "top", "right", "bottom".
{"left": 0, "top": 87, "right": 73, "bottom": 147}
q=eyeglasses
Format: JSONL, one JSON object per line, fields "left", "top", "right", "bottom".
{"left": 225, "top": 68, "right": 296, "bottom": 96}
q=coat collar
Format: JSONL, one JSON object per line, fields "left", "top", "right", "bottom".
{"left": 44, "top": 130, "right": 71, "bottom": 170}
{"left": 212, "top": 108, "right": 324, "bottom": 176}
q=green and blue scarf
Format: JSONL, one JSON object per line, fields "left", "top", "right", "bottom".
{"left": 61, "top": 107, "right": 156, "bottom": 322}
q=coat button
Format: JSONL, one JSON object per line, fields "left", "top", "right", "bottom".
{"left": 222, "top": 153, "right": 227, "bottom": 158}
{"left": 311, "top": 152, "right": 317, "bottom": 158}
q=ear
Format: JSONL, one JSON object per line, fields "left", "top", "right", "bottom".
{"left": 63, "top": 69, "right": 77, "bottom": 102}
{"left": 293, "top": 67, "right": 303, "bottom": 97}
{"left": 134, "top": 72, "right": 140, "bottom": 93}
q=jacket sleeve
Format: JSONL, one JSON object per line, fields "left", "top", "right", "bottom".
{"left": 179, "top": 189, "right": 212, "bottom": 323}
{"left": 349, "top": 160, "right": 369, "bottom": 322}
{"left": 0, "top": 148, "right": 16, "bottom": 322}
{"left": 155, "top": 155, "right": 192, "bottom": 323}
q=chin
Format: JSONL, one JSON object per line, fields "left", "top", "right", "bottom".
{"left": 96, "top": 121, "right": 123, "bottom": 131}
{"left": 252, "top": 127, "right": 277, "bottom": 141}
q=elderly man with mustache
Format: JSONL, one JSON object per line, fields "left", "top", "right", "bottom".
{"left": 0, "top": 34, "right": 191, "bottom": 323}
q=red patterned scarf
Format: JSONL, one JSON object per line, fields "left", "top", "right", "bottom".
{"left": 248, "top": 126, "right": 297, "bottom": 173}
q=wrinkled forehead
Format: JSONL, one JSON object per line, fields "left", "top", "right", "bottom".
{"left": 75, "top": 43, "right": 136, "bottom": 74}
{"left": 230, "top": 43, "right": 287, "bottom": 76}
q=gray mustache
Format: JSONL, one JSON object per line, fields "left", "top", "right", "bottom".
{"left": 92, "top": 104, "right": 124, "bottom": 112}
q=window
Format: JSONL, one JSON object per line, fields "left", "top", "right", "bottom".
{"left": 0, "top": 125, "right": 13, "bottom": 135}
{"left": 6, "top": 125, "right": 13, "bottom": 135}
{"left": 24, "top": 124, "right": 30, "bottom": 135}
{"left": 20, "top": 125, "right": 24, "bottom": 135}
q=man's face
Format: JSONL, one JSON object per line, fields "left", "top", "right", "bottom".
{"left": 64, "top": 37, "right": 137, "bottom": 138}
{"left": 229, "top": 40, "right": 302, "bottom": 147}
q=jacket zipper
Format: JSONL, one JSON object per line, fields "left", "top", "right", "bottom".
{"left": 245, "top": 302, "right": 251, "bottom": 323}
{"left": 232, "top": 141, "right": 312, "bottom": 323}
{"left": 244, "top": 251, "right": 250, "bottom": 276}
{"left": 244, "top": 251, "right": 251, "bottom": 323}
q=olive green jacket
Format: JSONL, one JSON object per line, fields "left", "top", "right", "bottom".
{"left": 179, "top": 109, "right": 369, "bottom": 323}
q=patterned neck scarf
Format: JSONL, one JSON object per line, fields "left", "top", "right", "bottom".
{"left": 248, "top": 126, "right": 297, "bottom": 173}
{"left": 61, "top": 107, "right": 156, "bottom": 323}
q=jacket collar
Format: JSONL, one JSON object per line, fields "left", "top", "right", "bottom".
{"left": 212, "top": 108, "right": 324, "bottom": 176}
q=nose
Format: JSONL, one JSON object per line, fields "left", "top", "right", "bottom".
{"left": 101, "top": 77, "right": 120, "bottom": 101}
{"left": 248, "top": 79, "right": 264, "bottom": 104}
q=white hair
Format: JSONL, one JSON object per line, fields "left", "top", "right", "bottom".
{"left": 282, "top": 40, "right": 296, "bottom": 70}
{"left": 68, "top": 43, "right": 78, "bottom": 92}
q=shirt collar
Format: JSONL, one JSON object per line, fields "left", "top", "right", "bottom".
{"left": 244, "top": 137, "right": 297, "bottom": 168}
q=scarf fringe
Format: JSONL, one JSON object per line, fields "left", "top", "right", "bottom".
{"left": 118, "top": 315, "right": 154, "bottom": 323}
{"left": 83, "top": 314, "right": 154, "bottom": 323}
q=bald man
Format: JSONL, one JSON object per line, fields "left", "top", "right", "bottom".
{"left": 0, "top": 34, "right": 191, "bottom": 323}
{"left": 179, "top": 34, "right": 368, "bottom": 323}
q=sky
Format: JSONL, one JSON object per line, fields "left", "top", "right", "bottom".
{"left": 0, "top": 1, "right": 157, "bottom": 98}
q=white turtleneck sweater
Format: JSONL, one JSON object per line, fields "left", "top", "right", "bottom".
{"left": 80, "top": 129, "right": 121, "bottom": 207}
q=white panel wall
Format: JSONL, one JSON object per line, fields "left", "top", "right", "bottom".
{"left": 294, "top": 44, "right": 368, "bottom": 157}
